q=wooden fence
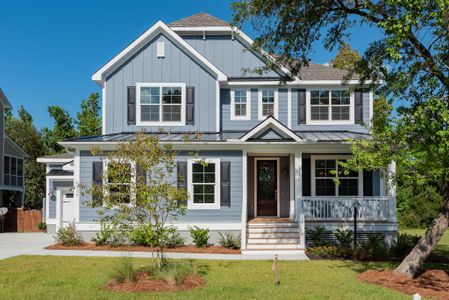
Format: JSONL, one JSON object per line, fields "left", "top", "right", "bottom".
{"left": 1, "top": 208, "right": 43, "bottom": 232}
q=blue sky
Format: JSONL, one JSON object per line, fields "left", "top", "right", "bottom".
{"left": 0, "top": 0, "right": 383, "bottom": 130}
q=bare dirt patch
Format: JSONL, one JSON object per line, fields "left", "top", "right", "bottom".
{"left": 359, "top": 269, "right": 449, "bottom": 300}
{"left": 46, "top": 243, "right": 240, "bottom": 254}
{"left": 106, "top": 271, "right": 204, "bottom": 293}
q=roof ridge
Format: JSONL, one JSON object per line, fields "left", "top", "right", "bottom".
{"left": 169, "top": 12, "right": 229, "bottom": 27}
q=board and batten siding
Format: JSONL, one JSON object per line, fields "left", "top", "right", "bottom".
{"left": 78, "top": 150, "right": 243, "bottom": 224}
{"left": 182, "top": 35, "right": 280, "bottom": 78}
{"left": 104, "top": 33, "right": 217, "bottom": 134}
{"left": 221, "top": 88, "right": 289, "bottom": 131}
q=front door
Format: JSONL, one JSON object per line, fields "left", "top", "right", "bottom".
{"left": 62, "top": 191, "right": 75, "bottom": 224}
{"left": 256, "top": 159, "right": 278, "bottom": 216}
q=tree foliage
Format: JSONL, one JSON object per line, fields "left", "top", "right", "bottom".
{"left": 5, "top": 106, "right": 48, "bottom": 209}
{"left": 330, "top": 43, "right": 362, "bottom": 72}
{"left": 76, "top": 92, "right": 101, "bottom": 137}
{"left": 42, "top": 106, "right": 77, "bottom": 153}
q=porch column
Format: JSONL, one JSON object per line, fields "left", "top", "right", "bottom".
{"left": 294, "top": 151, "right": 305, "bottom": 248}
{"left": 241, "top": 150, "right": 248, "bottom": 250}
{"left": 387, "top": 161, "right": 397, "bottom": 222}
{"left": 289, "top": 154, "right": 295, "bottom": 219}
{"left": 55, "top": 189, "right": 63, "bottom": 231}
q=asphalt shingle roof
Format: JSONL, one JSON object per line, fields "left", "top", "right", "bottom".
{"left": 298, "top": 63, "right": 360, "bottom": 81}
{"left": 169, "top": 12, "right": 229, "bottom": 27}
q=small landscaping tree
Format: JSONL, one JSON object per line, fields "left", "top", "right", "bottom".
{"left": 86, "top": 133, "right": 189, "bottom": 268}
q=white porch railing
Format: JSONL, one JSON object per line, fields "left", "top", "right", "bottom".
{"left": 300, "top": 196, "right": 390, "bottom": 221}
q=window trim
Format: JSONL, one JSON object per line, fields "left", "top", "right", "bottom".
{"left": 136, "top": 82, "right": 186, "bottom": 126}
{"left": 258, "top": 89, "right": 278, "bottom": 120}
{"left": 306, "top": 88, "right": 354, "bottom": 125}
{"left": 102, "top": 159, "right": 136, "bottom": 207}
{"left": 187, "top": 158, "right": 221, "bottom": 210}
{"left": 230, "top": 89, "right": 251, "bottom": 120}
{"left": 311, "top": 155, "right": 363, "bottom": 197}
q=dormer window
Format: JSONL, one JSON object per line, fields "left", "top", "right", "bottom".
{"left": 230, "top": 89, "right": 250, "bottom": 120}
{"left": 258, "top": 89, "right": 278, "bottom": 120}
{"left": 307, "top": 89, "right": 353, "bottom": 124}
{"left": 136, "top": 83, "right": 186, "bottom": 126}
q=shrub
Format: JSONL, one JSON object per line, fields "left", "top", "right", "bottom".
{"left": 37, "top": 221, "right": 47, "bottom": 231}
{"left": 148, "top": 259, "right": 196, "bottom": 286}
{"left": 189, "top": 226, "right": 209, "bottom": 248}
{"left": 91, "top": 224, "right": 126, "bottom": 246}
{"left": 389, "top": 233, "right": 420, "bottom": 258}
{"left": 111, "top": 257, "right": 136, "bottom": 283}
{"left": 129, "top": 223, "right": 156, "bottom": 247}
{"left": 307, "top": 246, "right": 352, "bottom": 259}
{"left": 307, "top": 226, "right": 331, "bottom": 246}
{"left": 353, "top": 234, "right": 387, "bottom": 260}
{"left": 55, "top": 222, "right": 83, "bottom": 246}
{"left": 334, "top": 227, "right": 353, "bottom": 248}
{"left": 218, "top": 232, "right": 241, "bottom": 249}
{"left": 162, "top": 228, "right": 185, "bottom": 248}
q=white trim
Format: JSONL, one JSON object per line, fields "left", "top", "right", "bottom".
{"left": 156, "top": 41, "right": 165, "bottom": 57}
{"left": 46, "top": 175, "right": 74, "bottom": 180}
{"left": 215, "top": 80, "right": 220, "bottom": 132}
{"left": 258, "top": 89, "right": 278, "bottom": 120}
{"left": 76, "top": 222, "right": 242, "bottom": 231}
{"left": 253, "top": 157, "right": 280, "bottom": 218}
{"left": 37, "top": 157, "right": 73, "bottom": 164}
{"left": 135, "top": 82, "right": 186, "bottom": 126}
{"left": 102, "top": 83, "right": 106, "bottom": 135}
{"left": 369, "top": 90, "right": 374, "bottom": 124}
{"left": 239, "top": 117, "right": 301, "bottom": 142}
{"left": 306, "top": 89, "right": 355, "bottom": 125}
{"left": 310, "top": 155, "right": 360, "bottom": 197}
{"left": 289, "top": 153, "right": 295, "bottom": 219}
{"left": 171, "top": 26, "right": 233, "bottom": 32}
{"left": 92, "top": 21, "right": 227, "bottom": 84}
{"left": 187, "top": 157, "right": 221, "bottom": 210}
{"left": 230, "top": 89, "right": 251, "bottom": 121}
{"left": 241, "top": 150, "right": 248, "bottom": 249}
{"left": 73, "top": 149, "right": 80, "bottom": 222}
{"left": 287, "top": 88, "right": 292, "bottom": 129}
{"left": 225, "top": 80, "right": 376, "bottom": 86}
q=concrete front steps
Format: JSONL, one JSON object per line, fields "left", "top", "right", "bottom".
{"left": 245, "top": 219, "right": 304, "bottom": 251}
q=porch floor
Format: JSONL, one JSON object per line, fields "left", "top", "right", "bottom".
{"left": 248, "top": 217, "right": 293, "bottom": 224}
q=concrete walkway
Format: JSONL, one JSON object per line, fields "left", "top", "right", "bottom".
{"left": 0, "top": 233, "right": 309, "bottom": 261}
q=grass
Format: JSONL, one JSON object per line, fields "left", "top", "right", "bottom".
{"left": 400, "top": 228, "right": 449, "bottom": 258}
{"left": 0, "top": 256, "right": 409, "bottom": 300}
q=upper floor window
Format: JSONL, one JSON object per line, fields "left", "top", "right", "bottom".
{"left": 308, "top": 90, "right": 353, "bottom": 124}
{"left": 4, "top": 156, "right": 24, "bottom": 187}
{"left": 230, "top": 89, "right": 250, "bottom": 120}
{"left": 258, "top": 89, "right": 278, "bottom": 120}
{"left": 136, "top": 83, "right": 186, "bottom": 126}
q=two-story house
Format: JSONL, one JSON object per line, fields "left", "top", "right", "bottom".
{"left": 39, "top": 13, "right": 396, "bottom": 252}
{"left": 0, "top": 89, "right": 28, "bottom": 208}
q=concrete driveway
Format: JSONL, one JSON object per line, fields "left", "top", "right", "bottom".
{"left": 0, "top": 233, "right": 54, "bottom": 259}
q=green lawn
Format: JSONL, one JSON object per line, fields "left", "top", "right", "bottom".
{"left": 0, "top": 256, "right": 409, "bottom": 300}
{"left": 400, "top": 228, "right": 449, "bottom": 258}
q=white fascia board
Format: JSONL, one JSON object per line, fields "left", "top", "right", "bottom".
{"left": 239, "top": 117, "right": 302, "bottom": 142}
{"left": 170, "top": 26, "right": 233, "bottom": 32}
{"left": 224, "top": 79, "right": 376, "bottom": 86}
{"left": 92, "top": 21, "right": 227, "bottom": 84}
{"left": 36, "top": 158, "right": 74, "bottom": 164}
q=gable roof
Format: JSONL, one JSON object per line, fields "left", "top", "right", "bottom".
{"left": 238, "top": 117, "right": 302, "bottom": 142}
{"left": 169, "top": 12, "right": 229, "bottom": 27}
{"left": 0, "top": 88, "right": 12, "bottom": 109}
{"left": 298, "top": 63, "right": 360, "bottom": 81}
{"left": 92, "top": 21, "right": 227, "bottom": 85}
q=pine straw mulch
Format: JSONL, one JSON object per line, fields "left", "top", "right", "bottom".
{"left": 359, "top": 269, "right": 449, "bottom": 300}
{"left": 46, "top": 243, "right": 240, "bottom": 254}
{"left": 106, "top": 271, "right": 204, "bottom": 293}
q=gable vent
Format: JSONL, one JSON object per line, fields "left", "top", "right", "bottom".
{"left": 157, "top": 42, "right": 165, "bottom": 58}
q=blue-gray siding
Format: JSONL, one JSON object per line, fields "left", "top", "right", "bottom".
{"left": 78, "top": 150, "right": 243, "bottom": 223}
{"left": 48, "top": 180, "right": 73, "bottom": 218}
{"left": 182, "top": 35, "right": 280, "bottom": 78}
{"left": 104, "top": 33, "right": 217, "bottom": 134}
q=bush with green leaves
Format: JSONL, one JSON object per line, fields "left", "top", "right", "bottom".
{"left": 353, "top": 234, "right": 387, "bottom": 260}
{"left": 334, "top": 227, "right": 353, "bottom": 248}
{"left": 307, "top": 226, "right": 331, "bottom": 246}
{"left": 91, "top": 223, "right": 126, "bottom": 246}
{"left": 37, "top": 221, "right": 47, "bottom": 231}
{"left": 218, "top": 231, "right": 241, "bottom": 249}
{"left": 189, "top": 226, "right": 209, "bottom": 248}
{"left": 111, "top": 257, "right": 136, "bottom": 283}
{"left": 129, "top": 223, "right": 156, "bottom": 247}
{"left": 389, "top": 233, "right": 420, "bottom": 258}
{"left": 55, "top": 222, "right": 83, "bottom": 246}
{"left": 162, "top": 228, "right": 185, "bottom": 248}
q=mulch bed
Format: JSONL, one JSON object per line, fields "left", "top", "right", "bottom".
{"left": 359, "top": 269, "right": 449, "bottom": 300}
{"left": 46, "top": 243, "right": 240, "bottom": 254}
{"left": 106, "top": 271, "right": 204, "bottom": 293}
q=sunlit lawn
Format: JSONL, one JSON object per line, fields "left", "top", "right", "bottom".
{"left": 400, "top": 228, "right": 449, "bottom": 258}
{"left": 0, "top": 256, "right": 410, "bottom": 300}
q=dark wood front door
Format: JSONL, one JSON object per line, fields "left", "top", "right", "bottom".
{"left": 256, "top": 160, "right": 278, "bottom": 216}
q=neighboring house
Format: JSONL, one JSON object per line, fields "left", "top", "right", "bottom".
{"left": 0, "top": 89, "right": 28, "bottom": 208}
{"left": 38, "top": 13, "right": 396, "bottom": 252}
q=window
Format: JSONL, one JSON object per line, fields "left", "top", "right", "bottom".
{"left": 258, "top": 90, "right": 278, "bottom": 120}
{"left": 136, "top": 83, "right": 185, "bottom": 125}
{"left": 230, "top": 89, "right": 250, "bottom": 120}
{"left": 105, "top": 160, "right": 134, "bottom": 204}
{"left": 187, "top": 158, "right": 220, "bottom": 209}
{"left": 4, "top": 156, "right": 24, "bottom": 187}
{"left": 313, "top": 158, "right": 359, "bottom": 196}
{"left": 309, "top": 90, "right": 352, "bottom": 123}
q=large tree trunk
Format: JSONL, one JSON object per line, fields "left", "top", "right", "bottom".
{"left": 394, "top": 182, "right": 449, "bottom": 278}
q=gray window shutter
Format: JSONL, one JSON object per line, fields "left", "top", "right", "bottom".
{"left": 355, "top": 90, "right": 363, "bottom": 124}
{"left": 302, "top": 157, "right": 311, "bottom": 196}
{"left": 297, "top": 89, "right": 306, "bottom": 124}
{"left": 220, "top": 161, "right": 231, "bottom": 207}
{"left": 127, "top": 86, "right": 136, "bottom": 125}
{"left": 186, "top": 86, "right": 195, "bottom": 125}
{"left": 137, "top": 166, "right": 147, "bottom": 185}
{"left": 92, "top": 161, "right": 103, "bottom": 206}
{"left": 363, "top": 170, "right": 373, "bottom": 196}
